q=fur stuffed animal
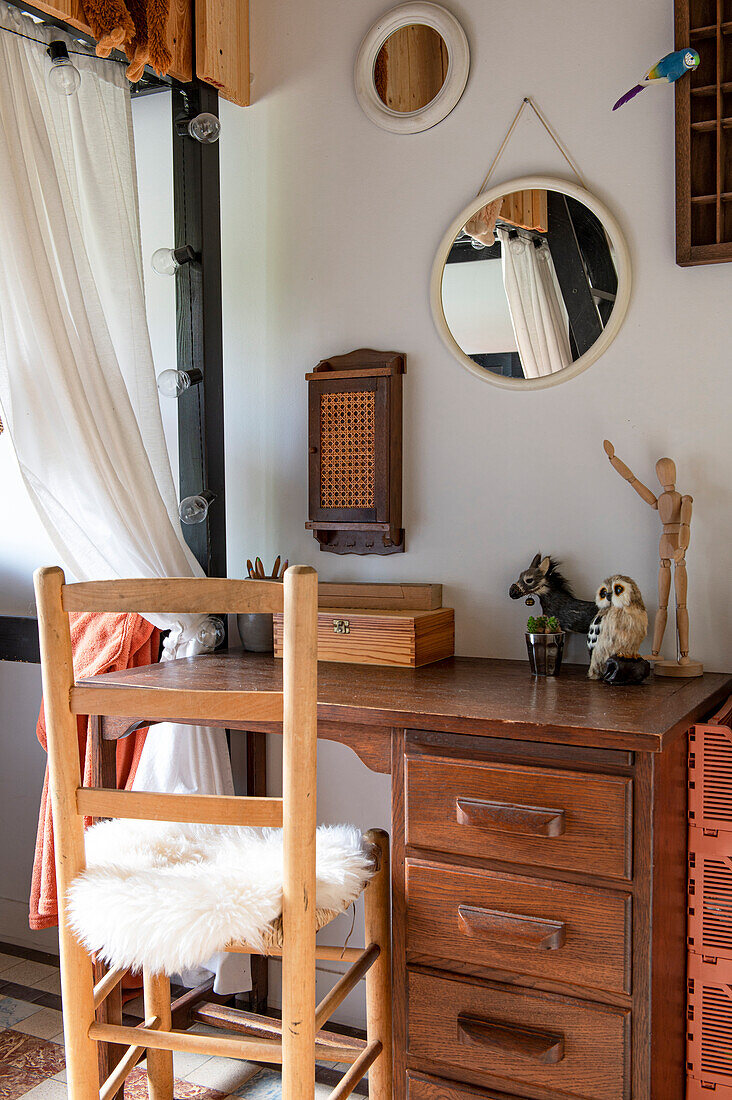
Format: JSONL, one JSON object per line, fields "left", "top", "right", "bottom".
{"left": 81, "top": 0, "right": 171, "bottom": 79}
{"left": 81, "top": 0, "right": 135, "bottom": 58}
{"left": 587, "top": 575, "right": 648, "bottom": 680}
{"left": 123, "top": 0, "right": 171, "bottom": 81}
{"left": 509, "top": 554, "right": 597, "bottom": 634}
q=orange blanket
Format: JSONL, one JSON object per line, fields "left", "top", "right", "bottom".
{"left": 30, "top": 611, "right": 160, "bottom": 930}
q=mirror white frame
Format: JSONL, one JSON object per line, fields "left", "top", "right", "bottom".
{"left": 430, "top": 175, "right": 632, "bottom": 390}
{"left": 355, "top": 2, "right": 470, "bottom": 134}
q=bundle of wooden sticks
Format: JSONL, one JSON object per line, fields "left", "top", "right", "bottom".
{"left": 246, "top": 556, "right": 288, "bottom": 580}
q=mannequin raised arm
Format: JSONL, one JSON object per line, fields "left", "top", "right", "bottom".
{"left": 603, "top": 440, "right": 658, "bottom": 508}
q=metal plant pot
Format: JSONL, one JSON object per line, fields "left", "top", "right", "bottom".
{"left": 525, "top": 631, "right": 565, "bottom": 676}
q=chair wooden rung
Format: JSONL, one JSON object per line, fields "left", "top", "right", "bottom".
{"left": 98, "top": 1016, "right": 159, "bottom": 1100}
{"left": 88, "top": 1021, "right": 363, "bottom": 1065}
{"left": 328, "top": 1040, "right": 383, "bottom": 1100}
{"left": 189, "top": 1003, "right": 367, "bottom": 1062}
{"left": 225, "top": 941, "right": 365, "bottom": 962}
{"left": 99, "top": 1041, "right": 143, "bottom": 1100}
{"left": 314, "top": 943, "right": 380, "bottom": 1030}
{"left": 92, "top": 966, "right": 126, "bottom": 1009}
{"left": 76, "top": 788, "right": 284, "bottom": 827}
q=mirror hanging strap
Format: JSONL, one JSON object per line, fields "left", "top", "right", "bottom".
{"left": 476, "top": 97, "right": 588, "bottom": 196}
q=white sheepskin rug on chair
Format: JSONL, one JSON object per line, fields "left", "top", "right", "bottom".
{"left": 67, "top": 820, "right": 374, "bottom": 976}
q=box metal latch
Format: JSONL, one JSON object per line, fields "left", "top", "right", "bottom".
{"left": 332, "top": 619, "right": 350, "bottom": 635}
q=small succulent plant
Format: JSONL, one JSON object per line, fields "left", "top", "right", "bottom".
{"left": 526, "top": 614, "right": 562, "bottom": 634}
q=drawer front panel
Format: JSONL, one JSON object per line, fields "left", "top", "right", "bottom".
{"left": 408, "top": 970, "right": 629, "bottom": 1100}
{"left": 408, "top": 1071, "right": 528, "bottom": 1098}
{"left": 405, "top": 754, "right": 632, "bottom": 879}
{"left": 406, "top": 860, "right": 631, "bottom": 994}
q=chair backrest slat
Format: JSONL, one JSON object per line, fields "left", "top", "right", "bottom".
{"left": 76, "top": 789, "right": 284, "bottom": 828}
{"left": 70, "top": 685, "right": 284, "bottom": 724}
{"left": 61, "top": 577, "right": 284, "bottom": 615}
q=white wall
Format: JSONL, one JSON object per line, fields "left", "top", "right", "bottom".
{"left": 217, "top": 0, "right": 732, "bottom": 1020}
{"left": 220, "top": 0, "right": 732, "bottom": 665}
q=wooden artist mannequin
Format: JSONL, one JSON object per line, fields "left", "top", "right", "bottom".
{"left": 603, "top": 440, "right": 703, "bottom": 677}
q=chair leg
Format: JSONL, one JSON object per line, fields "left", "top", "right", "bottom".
{"left": 143, "top": 970, "right": 173, "bottom": 1100}
{"left": 59, "top": 925, "right": 101, "bottom": 1100}
{"left": 281, "top": 920, "right": 316, "bottom": 1100}
{"left": 281, "top": 565, "right": 318, "bottom": 1100}
{"left": 363, "top": 829, "right": 393, "bottom": 1099}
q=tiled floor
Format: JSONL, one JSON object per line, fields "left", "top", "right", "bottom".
{"left": 0, "top": 947, "right": 350, "bottom": 1099}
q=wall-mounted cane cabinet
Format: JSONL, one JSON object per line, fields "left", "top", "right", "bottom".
{"left": 27, "top": 0, "right": 250, "bottom": 105}
{"left": 675, "top": 0, "right": 732, "bottom": 264}
{"left": 306, "top": 349, "right": 405, "bottom": 556}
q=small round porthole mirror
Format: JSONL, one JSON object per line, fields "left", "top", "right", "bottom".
{"left": 430, "top": 176, "right": 632, "bottom": 389}
{"left": 355, "top": 2, "right": 470, "bottom": 134}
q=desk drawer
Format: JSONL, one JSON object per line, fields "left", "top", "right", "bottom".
{"left": 408, "top": 1071, "right": 529, "bottom": 1099}
{"left": 408, "top": 970, "right": 629, "bottom": 1100}
{"left": 406, "top": 860, "right": 631, "bottom": 994}
{"left": 405, "top": 754, "right": 632, "bottom": 879}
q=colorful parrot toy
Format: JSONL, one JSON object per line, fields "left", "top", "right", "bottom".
{"left": 613, "top": 47, "right": 700, "bottom": 111}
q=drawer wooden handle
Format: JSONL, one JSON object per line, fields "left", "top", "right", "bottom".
{"left": 458, "top": 905, "right": 567, "bottom": 951}
{"left": 457, "top": 1014, "right": 565, "bottom": 1065}
{"left": 456, "top": 797, "right": 566, "bottom": 837}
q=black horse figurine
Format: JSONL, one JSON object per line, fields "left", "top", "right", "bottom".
{"left": 509, "top": 554, "right": 597, "bottom": 634}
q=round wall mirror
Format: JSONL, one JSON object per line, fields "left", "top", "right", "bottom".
{"left": 374, "top": 24, "right": 448, "bottom": 113}
{"left": 430, "top": 176, "right": 632, "bottom": 389}
{"left": 355, "top": 3, "right": 469, "bottom": 134}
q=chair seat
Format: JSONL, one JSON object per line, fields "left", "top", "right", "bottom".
{"left": 67, "top": 819, "right": 374, "bottom": 976}
{"left": 255, "top": 905, "right": 343, "bottom": 951}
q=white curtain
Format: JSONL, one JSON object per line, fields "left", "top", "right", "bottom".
{"left": 0, "top": 4, "right": 247, "bottom": 993}
{"left": 497, "top": 227, "right": 572, "bottom": 379}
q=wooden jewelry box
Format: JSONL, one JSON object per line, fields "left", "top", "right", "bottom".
{"left": 273, "top": 606, "right": 454, "bottom": 667}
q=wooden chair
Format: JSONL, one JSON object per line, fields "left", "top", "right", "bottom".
{"left": 34, "top": 565, "right": 392, "bottom": 1100}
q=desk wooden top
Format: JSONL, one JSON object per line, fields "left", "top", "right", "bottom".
{"left": 78, "top": 653, "right": 732, "bottom": 754}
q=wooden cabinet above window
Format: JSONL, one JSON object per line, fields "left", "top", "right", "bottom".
{"left": 196, "top": 0, "right": 249, "bottom": 107}
{"left": 27, "top": 0, "right": 250, "bottom": 105}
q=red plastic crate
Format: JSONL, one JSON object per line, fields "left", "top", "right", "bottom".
{"left": 689, "top": 827, "right": 732, "bottom": 961}
{"left": 688, "top": 955, "right": 732, "bottom": 1090}
{"left": 689, "top": 698, "right": 732, "bottom": 830}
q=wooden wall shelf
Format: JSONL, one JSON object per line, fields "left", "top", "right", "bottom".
{"left": 25, "top": 0, "right": 192, "bottom": 83}
{"left": 196, "top": 0, "right": 250, "bottom": 107}
{"left": 675, "top": 0, "right": 732, "bottom": 265}
{"left": 24, "top": 0, "right": 250, "bottom": 106}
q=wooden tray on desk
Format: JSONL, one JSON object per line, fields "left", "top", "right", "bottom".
{"left": 273, "top": 607, "right": 454, "bottom": 667}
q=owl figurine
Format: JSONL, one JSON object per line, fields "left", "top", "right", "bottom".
{"left": 588, "top": 576, "right": 648, "bottom": 680}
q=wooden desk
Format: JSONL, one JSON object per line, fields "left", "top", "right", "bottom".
{"left": 85, "top": 655, "right": 732, "bottom": 1100}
